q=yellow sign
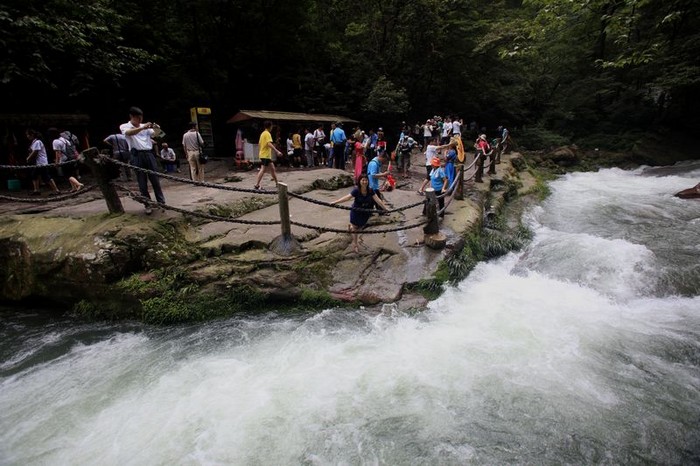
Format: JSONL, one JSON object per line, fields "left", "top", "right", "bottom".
{"left": 196, "top": 107, "right": 211, "bottom": 115}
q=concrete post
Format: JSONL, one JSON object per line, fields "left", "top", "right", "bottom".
{"left": 270, "top": 183, "right": 301, "bottom": 256}
{"left": 81, "top": 148, "right": 124, "bottom": 214}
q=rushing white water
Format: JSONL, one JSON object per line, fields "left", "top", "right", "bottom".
{"left": 1, "top": 163, "right": 699, "bottom": 465}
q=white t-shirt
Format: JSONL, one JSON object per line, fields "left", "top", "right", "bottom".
{"left": 424, "top": 144, "right": 439, "bottom": 166}
{"left": 304, "top": 133, "right": 315, "bottom": 151}
{"left": 452, "top": 120, "right": 462, "bottom": 135}
{"left": 31, "top": 139, "right": 49, "bottom": 166}
{"left": 160, "top": 148, "right": 176, "bottom": 161}
{"left": 423, "top": 124, "right": 432, "bottom": 137}
{"left": 313, "top": 129, "right": 325, "bottom": 145}
{"left": 120, "top": 122, "right": 154, "bottom": 151}
{"left": 52, "top": 138, "right": 66, "bottom": 157}
{"left": 286, "top": 138, "right": 294, "bottom": 154}
{"left": 442, "top": 122, "right": 452, "bottom": 138}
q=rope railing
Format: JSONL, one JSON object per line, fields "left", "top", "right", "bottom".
{"left": 0, "top": 185, "right": 97, "bottom": 203}
{"left": 0, "top": 159, "right": 79, "bottom": 171}
{"left": 115, "top": 184, "right": 282, "bottom": 226}
{"left": 101, "top": 155, "right": 278, "bottom": 195}
{"left": 1, "top": 149, "right": 502, "bottom": 243}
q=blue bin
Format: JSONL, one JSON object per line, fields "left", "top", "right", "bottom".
{"left": 7, "top": 179, "right": 21, "bottom": 191}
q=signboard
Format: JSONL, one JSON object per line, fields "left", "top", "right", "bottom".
{"left": 189, "top": 107, "right": 215, "bottom": 157}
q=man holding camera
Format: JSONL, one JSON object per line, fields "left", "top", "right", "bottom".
{"left": 120, "top": 106, "right": 166, "bottom": 214}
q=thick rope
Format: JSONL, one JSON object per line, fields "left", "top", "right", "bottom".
{"left": 0, "top": 159, "right": 79, "bottom": 171}
{"left": 102, "top": 155, "right": 278, "bottom": 195}
{"left": 115, "top": 184, "right": 282, "bottom": 226}
{"left": 290, "top": 218, "right": 429, "bottom": 235}
{"left": 0, "top": 185, "right": 97, "bottom": 203}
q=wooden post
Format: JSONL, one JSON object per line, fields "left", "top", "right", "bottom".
{"left": 455, "top": 164, "right": 464, "bottom": 200}
{"left": 423, "top": 188, "right": 439, "bottom": 235}
{"left": 81, "top": 148, "right": 124, "bottom": 214}
{"left": 423, "top": 188, "right": 446, "bottom": 249}
{"left": 270, "top": 183, "right": 301, "bottom": 256}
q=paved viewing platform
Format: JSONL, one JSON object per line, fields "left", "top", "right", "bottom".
{"left": 0, "top": 149, "right": 529, "bottom": 310}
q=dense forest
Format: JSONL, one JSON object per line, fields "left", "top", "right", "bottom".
{"left": 1, "top": 0, "right": 698, "bottom": 152}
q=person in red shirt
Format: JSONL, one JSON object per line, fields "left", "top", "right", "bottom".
{"left": 474, "top": 134, "right": 493, "bottom": 183}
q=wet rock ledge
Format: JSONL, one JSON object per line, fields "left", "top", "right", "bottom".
{"left": 0, "top": 153, "right": 537, "bottom": 322}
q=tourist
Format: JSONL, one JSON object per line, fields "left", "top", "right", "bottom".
{"left": 313, "top": 124, "right": 326, "bottom": 166}
{"left": 397, "top": 134, "right": 417, "bottom": 178}
{"left": 497, "top": 125, "right": 511, "bottom": 163}
{"left": 304, "top": 127, "right": 315, "bottom": 167}
{"left": 331, "top": 173, "right": 389, "bottom": 253}
{"left": 445, "top": 142, "right": 457, "bottom": 188}
{"left": 353, "top": 135, "right": 366, "bottom": 184}
{"left": 104, "top": 132, "right": 132, "bottom": 181}
{"left": 452, "top": 116, "right": 462, "bottom": 138}
{"left": 330, "top": 122, "right": 347, "bottom": 169}
{"left": 441, "top": 116, "right": 452, "bottom": 144}
{"left": 182, "top": 122, "right": 205, "bottom": 181}
{"left": 25, "top": 129, "right": 60, "bottom": 196}
{"left": 418, "top": 138, "right": 450, "bottom": 195}
{"left": 254, "top": 120, "right": 282, "bottom": 190}
{"left": 429, "top": 156, "right": 448, "bottom": 217}
{"left": 120, "top": 106, "right": 165, "bottom": 214}
{"left": 292, "top": 128, "right": 303, "bottom": 168}
{"left": 160, "top": 143, "right": 177, "bottom": 172}
{"left": 49, "top": 128, "right": 83, "bottom": 192}
{"left": 474, "top": 134, "right": 493, "bottom": 183}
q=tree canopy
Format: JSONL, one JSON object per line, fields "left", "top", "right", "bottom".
{"left": 1, "top": 0, "right": 698, "bottom": 149}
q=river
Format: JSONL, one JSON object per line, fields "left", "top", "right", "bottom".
{"left": 1, "top": 163, "right": 699, "bottom": 465}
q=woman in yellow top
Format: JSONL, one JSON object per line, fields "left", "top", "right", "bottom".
{"left": 254, "top": 120, "right": 282, "bottom": 190}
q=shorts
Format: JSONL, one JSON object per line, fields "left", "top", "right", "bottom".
{"left": 260, "top": 158, "right": 272, "bottom": 167}
{"left": 32, "top": 165, "right": 52, "bottom": 183}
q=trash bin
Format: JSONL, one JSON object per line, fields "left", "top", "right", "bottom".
{"left": 7, "top": 179, "right": 21, "bottom": 191}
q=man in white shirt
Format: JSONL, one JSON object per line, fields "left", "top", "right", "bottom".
{"left": 120, "top": 106, "right": 165, "bottom": 214}
{"left": 441, "top": 117, "right": 452, "bottom": 144}
{"left": 417, "top": 138, "right": 450, "bottom": 195}
{"left": 160, "top": 143, "right": 177, "bottom": 172}
{"left": 49, "top": 128, "right": 83, "bottom": 191}
{"left": 182, "top": 121, "right": 205, "bottom": 181}
{"left": 313, "top": 124, "right": 326, "bottom": 166}
{"left": 452, "top": 117, "right": 462, "bottom": 138}
{"left": 304, "top": 128, "right": 315, "bottom": 167}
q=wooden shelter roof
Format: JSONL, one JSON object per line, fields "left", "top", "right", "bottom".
{"left": 227, "top": 109, "right": 358, "bottom": 124}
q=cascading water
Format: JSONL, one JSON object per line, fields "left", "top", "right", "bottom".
{"left": 1, "top": 163, "right": 699, "bottom": 465}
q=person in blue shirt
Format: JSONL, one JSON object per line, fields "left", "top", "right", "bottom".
{"left": 330, "top": 122, "right": 347, "bottom": 169}
{"left": 444, "top": 143, "right": 457, "bottom": 187}
{"left": 429, "top": 157, "right": 448, "bottom": 217}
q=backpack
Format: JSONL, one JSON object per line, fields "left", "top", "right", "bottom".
{"left": 60, "top": 132, "right": 79, "bottom": 161}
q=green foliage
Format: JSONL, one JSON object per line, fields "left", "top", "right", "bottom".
{"left": 517, "top": 124, "right": 570, "bottom": 150}
{"left": 3, "top": 0, "right": 699, "bottom": 152}
{"left": 362, "top": 76, "right": 410, "bottom": 115}
{"left": 406, "top": 279, "right": 444, "bottom": 301}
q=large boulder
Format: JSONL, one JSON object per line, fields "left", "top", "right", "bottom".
{"left": 544, "top": 145, "right": 579, "bottom": 166}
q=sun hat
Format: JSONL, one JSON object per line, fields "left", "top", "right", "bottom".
{"left": 479, "top": 134, "right": 487, "bottom": 140}
{"left": 431, "top": 157, "right": 441, "bottom": 167}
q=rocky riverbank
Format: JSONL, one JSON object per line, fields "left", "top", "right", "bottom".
{"left": 0, "top": 151, "right": 541, "bottom": 322}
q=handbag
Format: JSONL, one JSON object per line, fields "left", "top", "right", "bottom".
{"left": 196, "top": 132, "right": 207, "bottom": 164}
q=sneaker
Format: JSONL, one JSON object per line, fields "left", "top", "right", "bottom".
{"left": 145, "top": 207, "right": 153, "bottom": 215}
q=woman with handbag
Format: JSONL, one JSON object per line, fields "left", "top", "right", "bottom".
{"left": 182, "top": 121, "right": 205, "bottom": 181}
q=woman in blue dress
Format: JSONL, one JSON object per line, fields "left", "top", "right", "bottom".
{"left": 331, "top": 174, "right": 389, "bottom": 253}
